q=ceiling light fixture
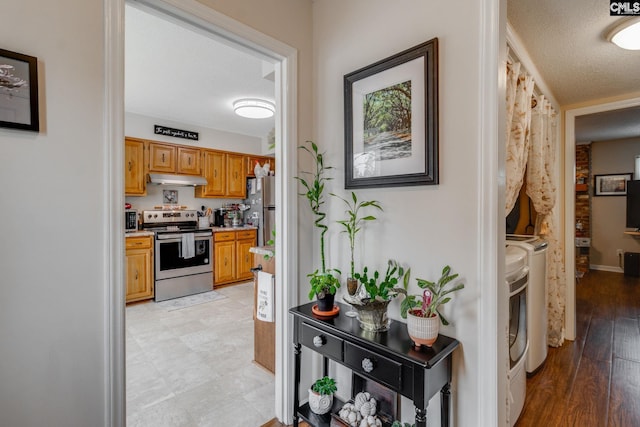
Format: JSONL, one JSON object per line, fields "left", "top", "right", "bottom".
{"left": 233, "top": 98, "right": 275, "bottom": 119}
{"left": 607, "top": 17, "right": 640, "bottom": 50}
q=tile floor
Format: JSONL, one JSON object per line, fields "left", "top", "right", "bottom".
{"left": 126, "top": 282, "right": 275, "bottom": 427}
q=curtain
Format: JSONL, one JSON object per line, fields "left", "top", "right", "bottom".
{"left": 526, "top": 95, "right": 565, "bottom": 347}
{"left": 505, "top": 60, "right": 535, "bottom": 215}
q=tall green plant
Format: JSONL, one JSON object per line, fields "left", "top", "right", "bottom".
{"left": 331, "top": 191, "right": 382, "bottom": 278}
{"left": 296, "top": 141, "right": 341, "bottom": 299}
{"left": 296, "top": 141, "right": 332, "bottom": 273}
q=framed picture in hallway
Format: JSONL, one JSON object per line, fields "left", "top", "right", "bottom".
{"left": 344, "top": 38, "right": 438, "bottom": 189}
{"left": 0, "top": 48, "right": 39, "bottom": 132}
{"left": 594, "top": 173, "right": 632, "bottom": 196}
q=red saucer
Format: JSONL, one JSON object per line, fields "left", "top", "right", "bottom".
{"left": 312, "top": 304, "right": 340, "bottom": 318}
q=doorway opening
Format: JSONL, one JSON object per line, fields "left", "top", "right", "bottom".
{"left": 564, "top": 96, "right": 640, "bottom": 340}
{"left": 113, "top": 0, "right": 299, "bottom": 424}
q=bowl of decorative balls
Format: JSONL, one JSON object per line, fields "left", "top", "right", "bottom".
{"left": 335, "top": 392, "right": 384, "bottom": 427}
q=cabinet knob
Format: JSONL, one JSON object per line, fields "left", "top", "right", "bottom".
{"left": 128, "top": 161, "right": 132, "bottom": 172}
{"left": 135, "top": 270, "right": 138, "bottom": 281}
{"left": 313, "top": 335, "right": 325, "bottom": 348}
{"left": 361, "top": 357, "right": 374, "bottom": 373}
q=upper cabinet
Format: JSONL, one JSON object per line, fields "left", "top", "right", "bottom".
{"left": 246, "top": 155, "right": 275, "bottom": 177}
{"left": 226, "top": 153, "right": 246, "bottom": 198}
{"left": 195, "top": 149, "right": 226, "bottom": 198}
{"left": 177, "top": 146, "right": 201, "bottom": 175}
{"left": 149, "top": 142, "right": 201, "bottom": 175}
{"left": 125, "top": 137, "right": 146, "bottom": 196}
{"left": 149, "top": 142, "right": 176, "bottom": 173}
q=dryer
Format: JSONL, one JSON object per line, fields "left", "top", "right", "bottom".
{"left": 507, "top": 234, "right": 548, "bottom": 375}
{"left": 506, "top": 245, "right": 528, "bottom": 425}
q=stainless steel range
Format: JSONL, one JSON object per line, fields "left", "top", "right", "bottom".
{"left": 141, "top": 209, "right": 213, "bottom": 302}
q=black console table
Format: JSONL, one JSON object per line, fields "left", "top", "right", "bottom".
{"left": 290, "top": 302, "right": 460, "bottom": 427}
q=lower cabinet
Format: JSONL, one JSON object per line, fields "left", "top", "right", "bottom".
{"left": 125, "top": 235, "right": 154, "bottom": 303}
{"left": 214, "top": 229, "right": 257, "bottom": 286}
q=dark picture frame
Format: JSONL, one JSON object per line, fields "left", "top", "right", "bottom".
{"left": 0, "top": 48, "right": 39, "bottom": 132}
{"left": 594, "top": 173, "right": 632, "bottom": 196}
{"left": 344, "top": 38, "right": 438, "bottom": 189}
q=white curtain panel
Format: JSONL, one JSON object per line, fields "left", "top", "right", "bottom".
{"left": 505, "top": 61, "right": 535, "bottom": 215}
{"left": 526, "top": 95, "right": 565, "bottom": 347}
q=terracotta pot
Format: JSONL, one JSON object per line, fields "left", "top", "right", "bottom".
{"left": 316, "top": 292, "right": 335, "bottom": 312}
{"left": 407, "top": 309, "right": 439, "bottom": 348}
{"left": 308, "top": 389, "right": 333, "bottom": 415}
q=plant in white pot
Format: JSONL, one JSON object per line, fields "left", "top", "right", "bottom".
{"left": 296, "top": 141, "right": 341, "bottom": 312}
{"left": 399, "top": 265, "right": 464, "bottom": 348}
{"left": 308, "top": 376, "right": 337, "bottom": 415}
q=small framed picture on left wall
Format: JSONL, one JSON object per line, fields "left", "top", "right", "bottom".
{"left": 0, "top": 48, "right": 39, "bottom": 132}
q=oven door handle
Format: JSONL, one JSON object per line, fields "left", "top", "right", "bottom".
{"left": 156, "top": 232, "right": 212, "bottom": 241}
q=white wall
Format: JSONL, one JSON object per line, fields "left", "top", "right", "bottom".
{"left": 0, "top": 1, "right": 107, "bottom": 426}
{"left": 312, "top": 1, "right": 492, "bottom": 425}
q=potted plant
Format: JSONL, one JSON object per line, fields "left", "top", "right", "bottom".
{"left": 296, "top": 141, "right": 341, "bottom": 312}
{"left": 350, "top": 259, "right": 410, "bottom": 331}
{"left": 308, "top": 375, "right": 337, "bottom": 415}
{"left": 399, "top": 265, "right": 465, "bottom": 348}
{"left": 331, "top": 191, "right": 382, "bottom": 301}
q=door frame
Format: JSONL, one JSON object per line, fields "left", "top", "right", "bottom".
{"left": 564, "top": 95, "right": 640, "bottom": 340}
{"left": 105, "top": 0, "right": 299, "bottom": 424}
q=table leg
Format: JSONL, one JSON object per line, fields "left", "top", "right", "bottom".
{"left": 415, "top": 407, "right": 427, "bottom": 427}
{"left": 293, "top": 342, "right": 301, "bottom": 427}
{"left": 441, "top": 383, "right": 451, "bottom": 427}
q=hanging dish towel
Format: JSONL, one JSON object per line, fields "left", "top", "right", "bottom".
{"left": 181, "top": 233, "right": 195, "bottom": 259}
{"left": 256, "top": 271, "right": 275, "bottom": 322}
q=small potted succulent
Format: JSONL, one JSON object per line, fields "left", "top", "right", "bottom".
{"left": 349, "top": 259, "right": 410, "bottom": 332}
{"left": 399, "top": 265, "right": 464, "bottom": 348}
{"left": 296, "top": 141, "right": 341, "bottom": 312}
{"left": 308, "top": 376, "right": 337, "bottom": 415}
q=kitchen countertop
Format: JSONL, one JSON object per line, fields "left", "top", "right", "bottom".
{"left": 208, "top": 226, "right": 258, "bottom": 232}
{"left": 125, "top": 231, "right": 155, "bottom": 238}
{"left": 249, "top": 246, "right": 274, "bottom": 257}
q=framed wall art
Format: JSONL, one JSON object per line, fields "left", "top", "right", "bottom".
{"left": 594, "top": 173, "right": 632, "bottom": 196}
{"left": 344, "top": 38, "right": 438, "bottom": 189}
{"left": 0, "top": 48, "right": 39, "bottom": 132}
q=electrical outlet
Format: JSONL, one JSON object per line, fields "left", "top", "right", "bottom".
{"left": 617, "top": 249, "right": 624, "bottom": 257}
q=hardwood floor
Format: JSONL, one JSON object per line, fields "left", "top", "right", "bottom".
{"left": 516, "top": 270, "right": 640, "bottom": 426}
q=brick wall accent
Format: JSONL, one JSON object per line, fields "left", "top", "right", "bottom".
{"left": 575, "top": 144, "right": 591, "bottom": 274}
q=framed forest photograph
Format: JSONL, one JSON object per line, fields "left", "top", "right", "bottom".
{"left": 344, "top": 38, "right": 438, "bottom": 189}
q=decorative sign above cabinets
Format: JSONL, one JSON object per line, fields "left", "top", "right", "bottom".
{"left": 154, "top": 125, "right": 199, "bottom": 141}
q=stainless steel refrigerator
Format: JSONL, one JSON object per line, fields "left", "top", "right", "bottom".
{"left": 244, "top": 176, "right": 275, "bottom": 247}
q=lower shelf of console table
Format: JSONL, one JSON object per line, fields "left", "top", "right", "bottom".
{"left": 290, "top": 302, "right": 460, "bottom": 427}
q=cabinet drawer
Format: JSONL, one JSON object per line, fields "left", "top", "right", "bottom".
{"left": 300, "top": 323, "right": 343, "bottom": 361}
{"left": 344, "top": 341, "right": 402, "bottom": 390}
{"left": 214, "top": 231, "right": 235, "bottom": 242}
{"left": 126, "top": 236, "right": 152, "bottom": 249}
{"left": 236, "top": 229, "right": 256, "bottom": 240}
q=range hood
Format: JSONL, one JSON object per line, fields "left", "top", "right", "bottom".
{"left": 147, "top": 173, "right": 208, "bottom": 187}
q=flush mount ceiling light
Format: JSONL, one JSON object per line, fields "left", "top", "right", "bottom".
{"left": 607, "top": 17, "right": 640, "bottom": 50}
{"left": 233, "top": 98, "right": 275, "bottom": 119}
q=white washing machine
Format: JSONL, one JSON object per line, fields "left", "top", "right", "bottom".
{"left": 506, "top": 245, "right": 528, "bottom": 425}
{"left": 507, "top": 234, "right": 548, "bottom": 375}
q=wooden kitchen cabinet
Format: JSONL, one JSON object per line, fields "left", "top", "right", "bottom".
{"left": 226, "top": 153, "right": 246, "bottom": 198}
{"left": 195, "top": 149, "right": 226, "bottom": 197}
{"left": 236, "top": 230, "right": 257, "bottom": 281}
{"left": 246, "top": 155, "right": 275, "bottom": 177}
{"left": 148, "top": 142, "right": 176, "bottom": 173}
{"left": 125, "top": 236, "right": 154, "bottom": 303}
{"left": 214, "top": 229, "right": 257, "bottom": 285}
{"left": 214, "top": 232, "right": 236, "bottom": 284}
{"left": 177, "top": 146, "right": 201, "bottom": 175}
{"left": 124, "top": 137, "right": 146, "bottom": 196}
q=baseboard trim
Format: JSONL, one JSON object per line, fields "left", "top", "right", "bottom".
{"left": 590, "top": 264, "right": 624, "bottom": 273}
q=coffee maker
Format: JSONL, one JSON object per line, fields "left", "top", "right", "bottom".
{"left": 213, "top": 208, "right": 226, "bottom": 227}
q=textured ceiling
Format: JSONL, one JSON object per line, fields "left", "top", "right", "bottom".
{"left": 125, "top": 4, "right": 275, "bottom": 140}
{"left": 508, "top": 0, "right": 640, "bottom": 142}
